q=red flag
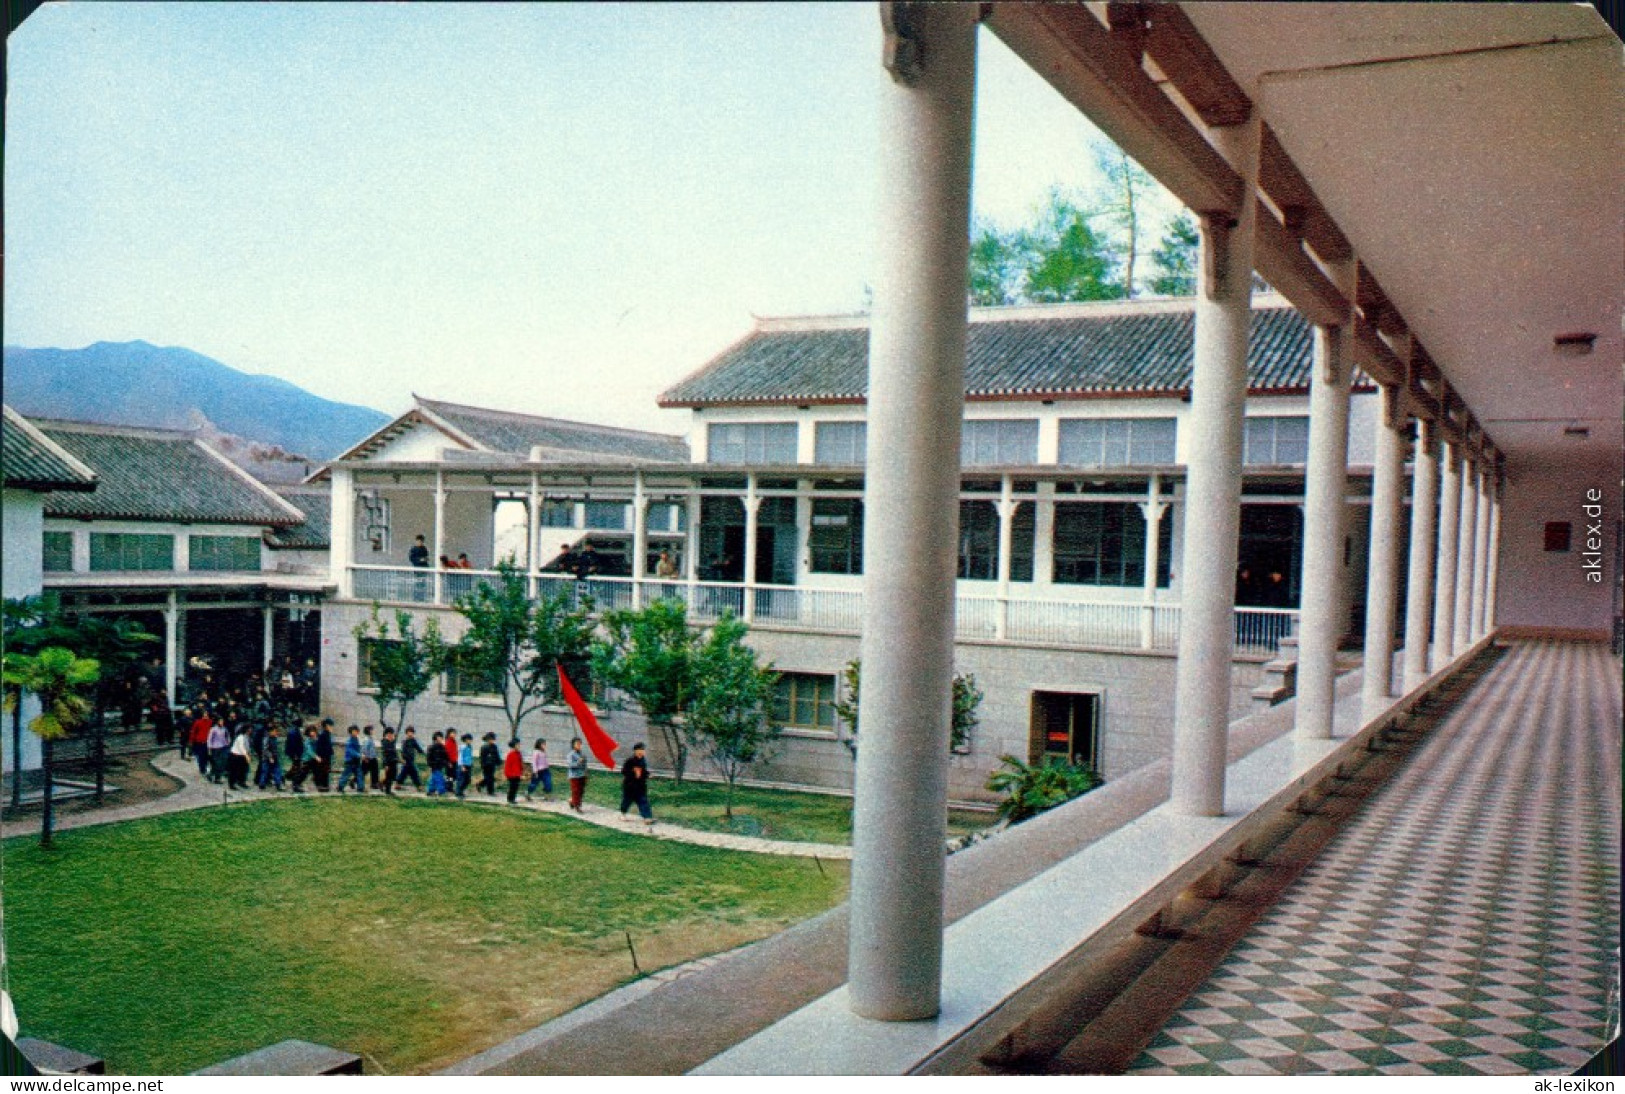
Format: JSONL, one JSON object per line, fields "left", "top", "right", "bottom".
{"left": 558, "top": 664, "right": 618, "bottom": 770}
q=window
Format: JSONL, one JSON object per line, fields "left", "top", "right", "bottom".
{"left": 1243, "top": 416, "right": 1310, "bottom": 466}
{"left": 356, "top": 637, "right": 399, "bottom": 690}
{"left": 1030, "top": 691, "right": 1099, "bottom": 769}
{"left": 444, "top": 649, "right": 503, "bottom": 699}
{"left": 89, "top": 533, "right": 173, "bottom": 572}
{"left": 1544, "top": 522, "right": 1571, "bottom": 553}
{"left": 540, "top": 499, "right": 576, "bottom": 528}
{"left": 1058, "top": 418, "right": 1177, "bottom": 467}
{"left": 809, "top": 498, "right": 863, "bottom": 575}
{"left": 961, "top": 419, "right": 1039, "bottom": 466}
{"left": 583, "top": 500, "right": 629, "bottom": 531}
{"left": 708, "top": 422, "right": 798, "bottom": 465}
{"left": 1053, "top": 502, "right": 1171, "bottom": 587}
{"left": 189, "top": 534, "right": 261, "bottom": 572}
{"left": 814, "top": 422, "right": 867, "bottom": 465}
{"left": 774, "top": 673, "right": 837, "bottom": 733}
{"left": 958, "top": 501, "right": 1000, "bottom": 580}
{"left": 42, "top": 531, "right": 73, "bottom": 572}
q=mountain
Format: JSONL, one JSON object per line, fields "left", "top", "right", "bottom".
{"left": 2, "top": 341, "right": 390, "bottom": 461}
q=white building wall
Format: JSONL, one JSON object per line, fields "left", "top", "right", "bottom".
{"left": 2, "top": 489, "right": 46, "bottom": 774}
{"left": 1495, "top": 454, "right": 1621, "bottom": 638}
{"left": 365, "top": 422, "right": 468, "bottom": 463}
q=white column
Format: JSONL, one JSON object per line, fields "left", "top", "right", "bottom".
{"left": 330, "top": 466, "right": 355, "bottom": 599}
{"left": 1361, "top": 387, "right": 1405, "bottom": 705}
{"left": 631, "top": 471, "right": 648, "bottom": 609}
{"left": 1432, "top": 444, "right": 1462, "bottom": 667}
{"left": 164, "top": 591, "right": 179, "bottom": 705}
{"left": 1295, "top": 325, "right": 1353, "bottom": 740}
{"left": 1402, "top": 420, "right": 1439, "bottom": 689}
{"left": 431, "top": 470, "right": 447, "bottom": 605}
{"left": 742, "top": 474, "right": 760, "bottom": 624}
{"left": 528, "top": 470, "right": 542, "bottom": 597}
{"left": 1484, "top": 481, "right": 1502, "bottom": 632}
{"left": 1032, "top": 482, "right": 1056, "bottom": 583}
{"left": 262, "top": 605, "right": 275, "bottom": 671}
{"left": 1470, "top": 464, "right": 1491, "bottom": 639}
{"left": 1138, "top": 474, "right": 1166, "bottom": 650}
{"left": 1169, "top": 114, "right": 1260, "bottom": 816}
{"left": 995, "top": 474, "right": 1014, "bottom": 640}
{"left": 849, "top": 1, "right": 976, "bottom": 1023}
{"left": 1452, "top": 456, "right": 1478, "bottom": 653}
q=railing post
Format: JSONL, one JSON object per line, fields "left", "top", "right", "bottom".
{"left": 995, "top": 474, "right": 1014, "bottom": 640}
{"left": 631, "top": 470, "right": 648, "bottom": 610}
{"left": 1139, "top": 474, "right": 1165, "bottom": 651}
{"left": 743, "top": 475, "right": 760, "bottom": 624}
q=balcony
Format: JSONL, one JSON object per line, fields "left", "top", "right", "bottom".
{"left": 347, "top": 564, "right": 1298, "bottom": 656}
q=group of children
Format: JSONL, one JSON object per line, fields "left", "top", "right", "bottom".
{"left": 185, "top": 707, "right": 657, "bottom": 827}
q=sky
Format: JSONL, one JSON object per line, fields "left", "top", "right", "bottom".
{"left": 4, "top": 2, "right": 1181, "bottom": 438}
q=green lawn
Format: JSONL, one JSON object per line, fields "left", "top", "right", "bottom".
{"left": 565, "top": 771, "right": 998, "bottom": 844}
{"left": 4, "top": 798, "right": 848, "bottom": 1075}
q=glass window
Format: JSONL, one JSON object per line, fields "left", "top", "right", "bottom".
{"left": 1243, "top": 416, "right": 1310, "bottom": 466}
{"left": 356, "top": 637, "right": 397, "bottom": 690}
{"left": 1058, "top": 418, "right": 1177, "bottom": 466}
{"left": 773, "top": 673, "right": 837, "bottom": 733}
{"left": 1053, "top": 502, "right": 1168, "bottom": 587}
{"left": 809, "top": 498, "right": 863, "bottom": 575}
{"left": 444, "top": 649, "right": 503, "bottom": 699}
{"left": 89, "top": 533, "right": 174, "bottom": 572}
{"left": 42, "top": 531, "right": 73, "bottom": 572}
{"left": 189, "top": 534, "right": 261, "bottom": 572}
{"left": 961, "top": 419, "right": 1039, "bottom": 466}
{"left": 540, "top": 499, "right": 576, "bottom": 528}
{"left": 583, "top": 500, "right": 629, "bottom": 531}
{"left": 958, "top": 501, "right": 1000, "bottom": 580}
{"left": 708, "top": 423, "right": 798, "bottom": 465}
{"left": 814, "top": 422, "right": 867, "bottom": 465}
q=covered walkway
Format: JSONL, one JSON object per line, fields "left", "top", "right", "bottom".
{"left": 1123, "top": 639, "right": 1620, "bottom": 1075}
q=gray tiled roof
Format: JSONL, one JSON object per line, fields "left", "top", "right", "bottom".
{"left": 2, "top": 406, "right": 98, "bottom": 491}
{"left": 660, "top": 301, "right": 1326, "bottom": 406}
{"left": 38, "top": 422, "right": 302, "bottom": 526}
{"left": 418, "top": 396, "right": 689, "bottom": 463}
{"left": 265, "top": 486, "right": 331, "bottom": 549}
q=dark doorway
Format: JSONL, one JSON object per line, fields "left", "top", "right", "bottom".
{"left": 1235, "top": 505, "right": 1301, "bottom": 608}
{"left": 184, "top": 608, "right": 266, "bottom": 684}
{"left": 1029, "top": 691, "right": 1100, "bottom": 770}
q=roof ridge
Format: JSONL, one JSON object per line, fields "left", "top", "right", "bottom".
{"left": 415, "top": 395, "right": 684, "bottom": 443}
{"left": 31, "top": 417, "right": 201, "bottom": 441}
{"left": 3, "top": 405, "right": 101, "bottom": 484}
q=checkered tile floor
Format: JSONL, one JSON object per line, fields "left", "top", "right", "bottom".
{"left": 1127, "top": 640, "right": 1621, "bottom": 1076}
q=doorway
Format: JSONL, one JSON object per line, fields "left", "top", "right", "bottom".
{"left": 1029, "top": 691, "right": 1100, "bottom": 770}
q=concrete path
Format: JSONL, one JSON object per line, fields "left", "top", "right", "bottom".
{"left": 0, "top": 750, "right": 851, "bottom": 861}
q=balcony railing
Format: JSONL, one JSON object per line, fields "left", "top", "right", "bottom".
{"left": 348, "top": 565, "right": 1298, "bottom": 655}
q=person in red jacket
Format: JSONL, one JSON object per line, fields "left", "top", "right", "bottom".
{"left": 189, "top": 710, "right": 213, "bottom": 777}
{"left": 503, "top": 739, "right": 526, "bottom": 804}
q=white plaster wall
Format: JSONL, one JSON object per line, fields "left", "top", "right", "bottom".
{"left": 1495, "top": 454, "right": 1621, "bottom": 636}
{"left": 1346, "top": 390, "right": 1379, "bottom": 467}
{"left": 355, "top": 488, "right": 435, "bottom": 568}
{"left": 368, "top": 422, "right": 467, "bottom": 462}
{"left": 442, "top": 489, "right": 495, "bottom": 567}
{"left": 2, "top": 490, "right": 45, "bottom": 773}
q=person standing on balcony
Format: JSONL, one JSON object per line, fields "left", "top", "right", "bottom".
{"left": 655, "top": 549, "right": 678, "bottom": 579}
{"left": 409, "top": 536, "right": 430, "bottom": 568}
{"left": 397, "top": 726, "right": 424, "bottom": 792}
{"left": 567, "top": 737, "right": 588, "bottom": 812}
{"left": 573, "top": 544, "right": 600, "bottom": 581}
{"left": 619, "top": 742, "right": 654, "bottom": 828}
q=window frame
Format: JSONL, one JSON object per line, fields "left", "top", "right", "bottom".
{"left": 813, "top": 421, "right": 867, "bottom": 466}
{"left": 89, "top": 532, "right": 174, "bottom": 573}
{"left": 707, "top": 422, "right": 799, "bottom": 465}
{"left": 42, "top": 531, "right": 74, "bottom": 573}
{"left": 773, "top": 672, "right": 838, "bottom": 736}
{"left": 188, "top": 533, "right": 262, "bottom": 572}
{"left": 961, "top": 419, "right": 1040, "bottom": 467}
{"left": 1057, "top": 417, "right": 1177, "bottom": 467}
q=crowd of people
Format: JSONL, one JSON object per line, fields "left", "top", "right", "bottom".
{"left": 168, "top": 680, "right": 657, "bottom": 825}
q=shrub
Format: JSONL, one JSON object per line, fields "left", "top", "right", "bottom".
{"left": 986, "top": 754, "right": 1102, "bottom": 824}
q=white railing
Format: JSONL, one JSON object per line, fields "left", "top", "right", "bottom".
{"left": 347, "top": 566, "right": 1294, "bottom": 656}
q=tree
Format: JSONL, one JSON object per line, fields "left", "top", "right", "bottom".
{"left": 1024, "top": 192, "right": 1120, "bottom": 303}
{"left": 3, "top": 596, "right": 50, "bottom": 809}
{"left": 1148, "top": 211, "right": 1199, "bottom": 297}
{"left": 3, "top": 646, "right": 100, "bottom": 847}
{"left": 449, "top": 561, "right": 597, "bottom": 743}
{"left": 834, "top": 659, "right": 983, "bottom": 757}
{"left": 352, "top": 605, "right": 446, "bottom": 733}
{"left": 59, "top": 615, "right": 158, "bottom": 803}
{"left": 684, "top": 616, "right": 779, "bottom": 818}
{"left": 1092, "top": 142, "right": 1160, "bottom": 298}
{"left": 968, "top": 220, "right": 1026, "bottom": 306}
{"left": 593, "top": 598, "right": 701, "bottom": 784}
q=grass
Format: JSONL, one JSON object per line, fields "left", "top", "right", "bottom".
{"left": 566, "top": 770, "right": 999, "bottom": 844}
{"left": 3, "top": 797, "right": 849, "bottom": 1075}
